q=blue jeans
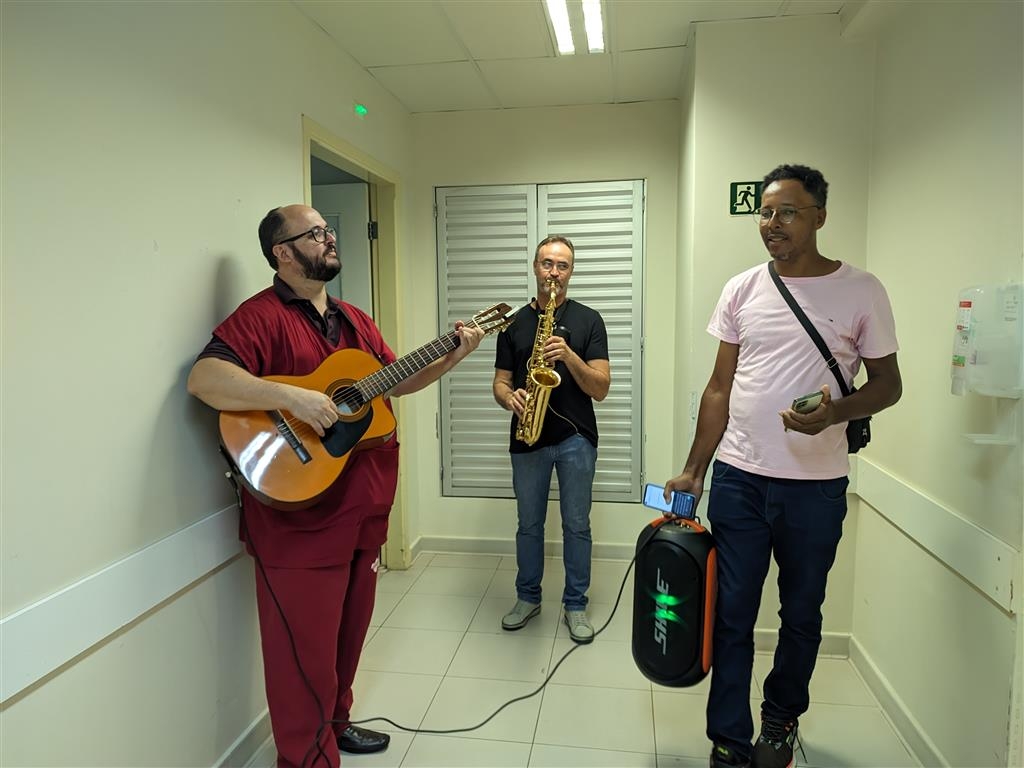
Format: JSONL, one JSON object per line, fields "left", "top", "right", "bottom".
{"left": 705, "top": 460, "right": 848, "bottom": 758}
{"left": 509, "top": 434, "right": 597, "bottom": 610}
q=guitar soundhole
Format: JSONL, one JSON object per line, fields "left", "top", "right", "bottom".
{"left": 322, "top": 382, "right": 372, "bottom": 458}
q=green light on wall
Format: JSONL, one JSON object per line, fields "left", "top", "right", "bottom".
{"left": 354, "top": 103, "right": 368, "bottom": 117}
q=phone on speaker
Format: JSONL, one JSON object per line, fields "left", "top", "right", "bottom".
{"left": 642, "top": 483, "right": 696, "bottom": 519}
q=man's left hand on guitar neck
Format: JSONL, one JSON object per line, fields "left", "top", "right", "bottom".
{"left": 389, "top": 321, "right": 484, "bottom": 397}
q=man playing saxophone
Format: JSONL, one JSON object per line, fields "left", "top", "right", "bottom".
{"left": 492, "top": 235, "right": 611, "bottom": 643}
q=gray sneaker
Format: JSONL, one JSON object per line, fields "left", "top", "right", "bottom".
{"left": 501, "top": 599, "right": 540, "bottom": 630}
{"left": 563, "top": 609, "right": 594, "bottom": 643}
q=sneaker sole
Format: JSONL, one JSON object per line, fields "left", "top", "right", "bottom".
{"left": 501, "top": 606, "right": 540, "bottom": 631}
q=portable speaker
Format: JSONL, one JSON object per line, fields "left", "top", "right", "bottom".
{"left": 631, "top": 517, "right": 717, "bottom": 687}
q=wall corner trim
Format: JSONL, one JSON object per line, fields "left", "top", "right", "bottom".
{"left": 855, "top": 457, "right": 1019, "bottom": 613}
{"left": 0, "top": 506, "right": 242, "bottom": 703}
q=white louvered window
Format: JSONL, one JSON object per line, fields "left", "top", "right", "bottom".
{"left": 436, "top": 181, "right": 644, "bottom": 502}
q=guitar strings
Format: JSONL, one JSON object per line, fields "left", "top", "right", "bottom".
{"left": 275, "top": 315, "right": 494, "bottom": 439}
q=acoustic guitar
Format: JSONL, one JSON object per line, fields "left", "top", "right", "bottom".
{"left": 219, "top": 303, "right": 517, "bottom": 511}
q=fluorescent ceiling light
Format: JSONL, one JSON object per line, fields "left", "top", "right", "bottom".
{"left": 582, "top": 0, "right": 604, "bottom": 53}
{"left": 545, "top": 0, "right": 575, "bottom": 55}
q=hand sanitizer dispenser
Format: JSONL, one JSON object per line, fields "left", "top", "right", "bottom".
{"left": 950, "top": 283, "right": 1023, "bottom": 398}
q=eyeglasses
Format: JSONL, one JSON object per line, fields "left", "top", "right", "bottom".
{"left": 274, "top": 225, "right": 337, "bottom": 245}
{"left": 539, "top": 259, "right": 572, "bottom": 273}
{"left": 754, "top": 206, "right": 819, "bottom": 225}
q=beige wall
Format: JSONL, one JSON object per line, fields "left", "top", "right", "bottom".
{"left": 680, "top": 7, "right": 1023, "bottom": 763}
{"left": 2, "top": 1, "right": 1021, "bottom": 766}
{"left": 0, "top": 1, "right": 412, "bottom": 764}
{"left": 404, "top": 101, "right": 682, "bottom": 554}
{"left": 853, "top": 2, "right": 1023, "bottom": 765}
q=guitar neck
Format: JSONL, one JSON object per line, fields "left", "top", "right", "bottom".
{"left": 358, "top": 331, "right": 460, "bottom": 398}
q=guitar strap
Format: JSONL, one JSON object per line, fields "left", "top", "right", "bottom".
{"left": 334, "top": 300, "right": 387, "bottom": 364}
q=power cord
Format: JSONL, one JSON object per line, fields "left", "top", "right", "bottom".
{"left": 226, "top": 460, "right": 678, "bottom": 762}
{"left": 349, "top": 517, "right": 676, "bottom": 736}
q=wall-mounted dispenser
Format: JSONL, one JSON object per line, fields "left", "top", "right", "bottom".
{"left": 950, "top": 283, "right": 1023, "bottom": 398}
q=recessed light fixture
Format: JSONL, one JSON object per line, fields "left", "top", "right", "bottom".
{"left": 582, "top": 0, "right": 604, "bottom": 53}
{"left": 545, "top": 0, "right": 575, "bottom": 55}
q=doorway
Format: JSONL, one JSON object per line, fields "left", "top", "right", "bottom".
{"left": 302, "top": 116, "right": 405, "bottom": 569}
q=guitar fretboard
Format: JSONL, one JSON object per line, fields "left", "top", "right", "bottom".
{"left": 355, "top": 331, "right": 461, "bottom": 399}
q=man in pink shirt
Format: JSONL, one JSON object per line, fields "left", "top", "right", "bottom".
{"left": 666, "top": 166, "right": 902, "bottom": 768}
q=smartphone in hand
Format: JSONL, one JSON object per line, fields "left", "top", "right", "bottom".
{"left": 791, "top": 390, "right": 824, "bottom": 414}
{"left": 642, "top": 483, "right": 696, "bottom": 519}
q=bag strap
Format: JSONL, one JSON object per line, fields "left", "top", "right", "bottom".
{"left": 767, "top": 262, "right": 852, "bottom": 398}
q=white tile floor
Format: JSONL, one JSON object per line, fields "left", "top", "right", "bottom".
{"left": 253, "top": 552, "right": 920, "bottom": 768}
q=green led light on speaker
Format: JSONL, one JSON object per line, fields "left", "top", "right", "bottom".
{"left": 353, "top": 103, "right": 368, "bottom": 117}
{"left": 654, "top": 592, "right": 682, "bottom": 607}
{"left": 654, "top": 608, "right": 684, "bottom": 624}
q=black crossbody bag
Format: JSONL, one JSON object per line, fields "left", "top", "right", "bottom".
{"left": 767, "top": 263, "right": 871, "bottom": 453}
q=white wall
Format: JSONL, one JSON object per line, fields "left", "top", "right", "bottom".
{"left": 0, "top": 1, "right": 412, "bottom": 764}
{"left": 404, "top": 101, "right": 682, "bottom": 562}
{"left": 853, "top": 2, "right": 1023, "bottom": 765}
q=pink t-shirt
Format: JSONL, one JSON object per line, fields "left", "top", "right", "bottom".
{"left": 708, "top": 262, "right": 898, "bottom": 480}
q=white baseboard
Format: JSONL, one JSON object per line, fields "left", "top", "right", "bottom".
{"left": 753, "top": 629, "right": 850, "bottom": 658}
{"left": 411, "top": 535, "right": 638, "bottom": 564}
{"left": 216, "top": 708, "right": 271, "bottom": 768}
{"left": 850, "top": 635, "right": 945, "bottom": 767}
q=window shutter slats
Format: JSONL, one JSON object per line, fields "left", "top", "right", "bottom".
{"left": 437, "top": 181, "right": 643, "bottom": 503}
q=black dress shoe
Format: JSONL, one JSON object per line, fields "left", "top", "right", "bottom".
{"left": 337, "top": 725, "right": 390, "bottom": 754}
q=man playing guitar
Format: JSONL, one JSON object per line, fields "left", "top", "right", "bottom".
{"left": 187, "top": 204, "right": 485, "bottom": 768}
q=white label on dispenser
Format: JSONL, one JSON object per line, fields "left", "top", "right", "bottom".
{"left": 1003, "top": 291, "right": 1019, "bottom": 322}
{"left": 956, "top": 300, "right": 973, "bottom": 330}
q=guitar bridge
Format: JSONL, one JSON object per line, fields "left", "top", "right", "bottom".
{"left": 272, "top": 411, "right": 312, "bottom": 464}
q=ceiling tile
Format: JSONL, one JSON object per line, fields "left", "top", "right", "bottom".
{"left": 296, "top": 0, "right": 466, "bottom": 67}
{"left": 440, "top": 0, "right": 553, "bottom": 60}
{"left": 370, "top": 61, "right": 500, "bottom": 113}
{"left": 614, "top": 47, "right": 686, "bottom": 103}
{"left": 783, "top": 0, "right": 846, "bottom": 16}
{"left": 610, "top": 0, "right": 695, "bottom": 51}
{"left": 479, "top": 54, "right": 614, "bottom": 109}
{"left": 609, "top": 0, "right": 788, "bottom": 51}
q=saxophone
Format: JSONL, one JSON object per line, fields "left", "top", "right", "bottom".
{"left": 515, "top": 278, "right": 562, "bottom": 445}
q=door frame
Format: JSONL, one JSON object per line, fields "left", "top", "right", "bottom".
{"left": 300, "top": 115, "right": 409, "bottom": 570}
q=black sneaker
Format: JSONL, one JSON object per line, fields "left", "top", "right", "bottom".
{"left": 710, "top": 743, "right": 750, "bottom": 768}
{"left": 752, "top": 716, "right": 798, "bottom": 768}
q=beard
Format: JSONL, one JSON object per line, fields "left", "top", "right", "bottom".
{"left": 290, "top": 243, "right": 341, "bottom": 282}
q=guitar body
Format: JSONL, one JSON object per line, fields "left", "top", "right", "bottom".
{"left": 216, "top": 302, "right": 516, "bottom": 511}
{"left": 219, "top": 348, "right": 396, "bottom": 511}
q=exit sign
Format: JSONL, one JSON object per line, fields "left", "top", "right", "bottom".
{"left": 730, "top": 182, "right": 762, "bottom": 215}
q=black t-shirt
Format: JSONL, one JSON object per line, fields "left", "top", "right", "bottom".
{"left": 494, "top": 298, "right": 609, "bottom": 453}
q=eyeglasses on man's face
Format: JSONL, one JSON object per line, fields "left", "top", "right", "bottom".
{"left": 538, "top": 259, "right": 572, "bottom": 273}
{"left": 275, "top": 225, "right": 337, "bottom": 246}
{"left": 754, "top": 205, "right": 819, "bottom": 225}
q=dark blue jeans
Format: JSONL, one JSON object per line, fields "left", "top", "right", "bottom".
{"left": 705, "top": 460, "right": 848, "bottom": 758}
{"left": 509, "top": 434, "right": 596, "bottom": 610}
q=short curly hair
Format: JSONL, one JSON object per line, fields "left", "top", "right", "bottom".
{"left": 762, "top": 164, "right": 829, "bottom": 208}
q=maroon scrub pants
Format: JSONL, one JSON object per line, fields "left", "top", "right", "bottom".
{"left": 253, "top": 548, "right": 379, "bottom": 768}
